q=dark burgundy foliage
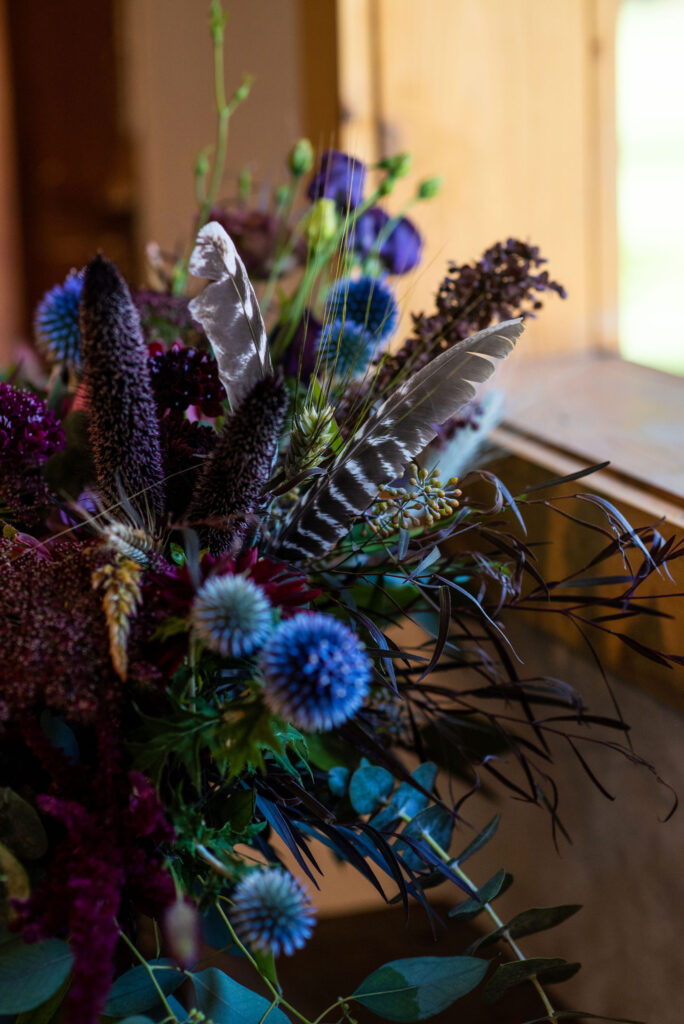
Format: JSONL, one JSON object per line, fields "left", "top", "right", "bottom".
{"left": 374, "top": 238, "right": 567, "bottom": 392}
{"left": 159, "top": 417, "right": 218, "bottom": 520}
{"left": 0, "top": 383, "right": 66, "bottom": 525}
{"left": 80, "top": 255, "right": 166, "bottom": 522}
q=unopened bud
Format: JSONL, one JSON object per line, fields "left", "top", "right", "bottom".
{"left": 417, "top": 176, "right": 443, "bottom": 200}
{"left": 304, "top": 198, "right": 338, "bottom": 245}
{"left": 378, "top": 152, "right": 412, "bottom": 179}
{"left": 164, "top": 899, "right": 200, "bottom": 970}
{"left": 289, "top": 138, "right": 314, "bottom": 177}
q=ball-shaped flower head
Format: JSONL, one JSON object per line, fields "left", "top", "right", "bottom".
{"left": 191, "top": 573, "right": 273, "bottom": 658}
{"left": 307, "top": 150, "right": 366, "bottom": 210}
{"left": 317, "top": 319, "right": 374, "bottom": 378}
{"left": 232, "top": 868, "right": 315, "bottom": 957}
{"left": 326, "top": 275, "right": 399, "bottom": 344}
{"left": 259, "top": 612, "right": 371, "bottom": 732}
{"left": 34, "top": 270, "right": 83, "bottom": 369}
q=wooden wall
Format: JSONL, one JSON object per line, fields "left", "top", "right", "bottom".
{"left": 0, "top": 0, "right": 23, "bottom": 363}
{"left": 337, "top": 0, "right": 620, "bottom": 359}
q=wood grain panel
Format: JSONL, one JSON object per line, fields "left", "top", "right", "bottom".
{"left": 337, "top": 0, "right": 619, "bottom": 359}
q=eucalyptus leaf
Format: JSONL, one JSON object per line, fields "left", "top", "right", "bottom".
{"left": 103, "top": 959, "right": 185, "bottom": 1017}
{"left": 372, "top": 763, "right": 437, "bottom": 831}
{"left": 116, "top": 1017, "right": 157, "bottom": 1024}
{"left": 328, "top": 765, "right": 350, "bottom": 797}
{"left": 521, "top": 1013, "right": 643, "bottom": 1023}
{"left": 16, "top": 976, "right": 69, "bottom": 1024}
{"left": 454, "top": 813, "right": 501, "bottom": 864}
{"left": 0, "top": 937, "right": 73, "bottom": 1014}
{"left": 448, "top": 869, "right": 511, "bottom": 920}
{"left": 397, "top": 805, "right": 453, "bottom": 871}
{"left": 0, "top": 788, "right": 48, "bottom": 860}
{"left": 0, "top": 842, "right": 30, "bottom": 924}
{"left": 353, "top": 955, "right": 489, "bottom": 1021}
{"left": 192, "top": 967, "right": 291, "bottom": 1024}
{"left": 483, "top": 957, "right": 581, "bottom": 1004}
{"left": 349, "top": 764, "right": 395, "bottom": 814}
{"left": 470, "top": 904, "right": 582, "bottom": 952}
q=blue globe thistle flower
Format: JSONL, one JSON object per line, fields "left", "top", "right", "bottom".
{"left": 326, "top": 275, "right": 399, "bottom": 343}
{"left": 307, "top": 150, "right": 366, "bottom": 210}
{"left": 317, "top": 319, "right": 374, "bottom": 378}
{"left": 34, "top": 270, "right": 83, "bottom": 369}
{"left": 232, "top": 868, "right": 315, "bottom": 957}
{"left": 191, "top": 574, "right": 273, "bottom": 658}
{"left": 259, "top": 612, "right": 371, "bottom": 731}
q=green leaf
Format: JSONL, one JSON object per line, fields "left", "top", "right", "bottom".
{"left": 116, "top": 1017, "right": 157, "bottom": 1024}
{"left": 0, "top": 937, "right": 73, "bottom": 1014}
{"left": 103, "top": 959, "right": 185, "bottom": 1017}
{"left": 454, "top": 814, "right": 501, "bottom": 864}
{"left": 397, "top": 805, "right": 453, "bottom": 871}
{"left": 349, "top": 763, "right": 395, "bottom": 814}
{"left": 483, "top": 958, "right": 582, "bottom": 1004}
{"left": 470, "top": 904, "right": 583, "bottom": 952}
{"left": 192, "top": 967, "right": 291, "bottom": 1023}
{"left": 448, "top": 869, "right": 511, "bottom": 920}
{"left": 16, "top": 976, "right": 70, "bottom": 1024}
{"left": 352, "top": 955, "right": 489, "bottom": 1021}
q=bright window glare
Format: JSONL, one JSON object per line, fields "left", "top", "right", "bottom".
{"left": 617, "top": 0, "right": 684, "bottom": 374}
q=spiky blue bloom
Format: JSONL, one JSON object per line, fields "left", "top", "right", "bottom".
{"left": 34, "top": 270, "right": 83, "bottom": 369}
{"left": 259, "top": 612, "right": 371, "bottom": 731}
{"left": 317, "top": 318, "right": 373, "bottom": 377}
{"left": 191, "top": 574, "right": 273, "bottom": 658}
{"left": 326, "top": 275, "right": 398, "bottom": 344}
{"left": 232, "top": 868, "right": 315, "bottom": 957}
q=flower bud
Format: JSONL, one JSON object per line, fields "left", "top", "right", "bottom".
{"left": 304, "top": 198, "right": 339, "bottom": 246}
{"left": 163, "top": 899, "right": 200, "bottom": 970}
{"left": 289, "top": 138, "right": 314, "bottom": 177}
{"left": 417, "top": 176, "right": 443, "bottom": 200}
{"left": 378, "top": 152, "right": 412, "bottom": 179}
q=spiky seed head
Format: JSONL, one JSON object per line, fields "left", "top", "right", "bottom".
{"left": 231, "top": 868, "right": 315, "bottom": 957}
{"left": 191, "top": 574, "right": 273, "bottom": 658}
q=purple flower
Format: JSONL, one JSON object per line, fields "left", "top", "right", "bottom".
{"left": 281, "top": 312, "right": 321, "bottom": 381}
{"left": 353, "top": 207, "right": 422, "bottom": 274}
{"left": 0, "top": 383, "right": 65, "bottom": 464}
{"left": 308, "top": 150, "right": 366, "bottom": 210}
{"left": 148, "top": 344, "right": 224, "bottom": 419}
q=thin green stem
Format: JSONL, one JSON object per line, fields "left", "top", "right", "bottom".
{"left": 397, "top": 811, "right": 556, "bottom": 1020}
{"left": 118, "top": 927, "right": 179, "bottom": 1022}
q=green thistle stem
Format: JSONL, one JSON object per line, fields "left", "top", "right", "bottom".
{"left": 397, "top": 809, "right": 557, "bottom": 1020}
{"left": 118, "top": 927, "right": 179, "bottom": 1021}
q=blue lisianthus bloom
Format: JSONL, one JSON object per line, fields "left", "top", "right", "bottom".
{"left": 326, "top": 275, "right": 399, "bottom": 343}
{"left": 34, "top": 270, "right": 84, "bottom": 369}
{"left": 307, "top": 150, "right": 366, "bottom": 210}
{"left": 353, "top": 206, "right": 423, "bottom": 275}
{"left": 191, "top": 574, "right": 273, "bottom": 658}
{"left": 232, "top": 868, "right": 315, "bottom": 957}
{"left": 259, "top": 612, "right": 371, "bottom": 731}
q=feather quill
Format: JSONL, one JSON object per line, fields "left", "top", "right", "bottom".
{"left": 271, "top": 319, "right": 524, "bottom": 562}
{"left": 188, "top": 221, "right": 272, "bottom": 408}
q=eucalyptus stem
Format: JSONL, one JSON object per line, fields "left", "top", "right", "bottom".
{"left": 118, "top": 927, "right": 179, "bottom": 1022}
{"left": 397, "top": 810, "right": 557, "bottom": 1021}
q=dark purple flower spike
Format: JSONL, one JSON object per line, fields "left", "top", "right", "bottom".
{"left": 79, "top": 255, "right": 166, "bottom": 524}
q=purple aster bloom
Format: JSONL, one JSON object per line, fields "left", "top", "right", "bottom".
{"left": 34, "top": 270, "right": 83, "bottom": 369}
{"left": 259, "top": 612, "right": 371, "bottom": 731}
{"left": 353, "top": 207, "right": 422, "bottom": 275}
{"left": 308, "top": 150, "right": 366, "bottom": 210}
{"left": 232, "top": 868, "right": 315, "bottom": 957}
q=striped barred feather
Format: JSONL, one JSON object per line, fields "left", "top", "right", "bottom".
{"left": 271, "top": 319, "right": 523, "bottom": 562}
{"left": 189, "top": 221, "right": 272, "bottom": 409}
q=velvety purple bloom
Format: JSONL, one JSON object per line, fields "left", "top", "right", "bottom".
{"left": 0, "top": 383, "right": 65, "bottom": 464}
{"left": 308, "top": 150, "right": 366, "bottom": 210}
{"left": 353, "top": 207, "right": 422, "bottom": 274}
{"left": 148, "top": 344, "right": 224, "bottom": 419}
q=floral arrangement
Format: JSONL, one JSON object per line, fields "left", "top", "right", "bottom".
{"left": 0, "top": 7, "right": 680, "bottom": 1024}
